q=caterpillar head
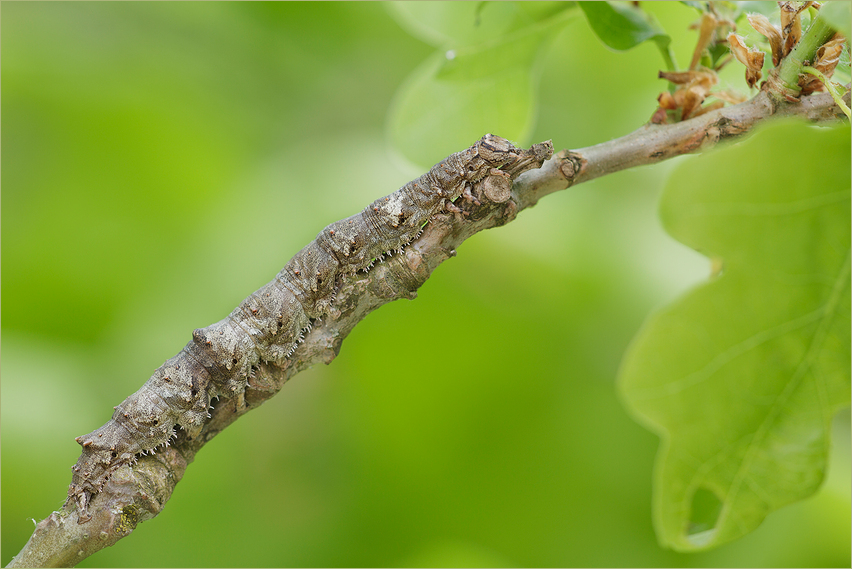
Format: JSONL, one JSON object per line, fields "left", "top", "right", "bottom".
{"left": 476, "top": 134, "right": 515, "bottom": 165}
{"left": 481, "top": 134, "right": 554, "bottom": 179}
{"left": 473, "top": 134, "right": 553, "bottom": 179}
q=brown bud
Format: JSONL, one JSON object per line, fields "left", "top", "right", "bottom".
{"left": 728, "top": 33, "right": 765, "bottom": 88}
{"left": 660, "top": 69, "right": 719, "bottom": 120}
{"left": 657, "top": 91, "right": 678, "bottom": 110}
{"left": 650, "top": 106, "right": 669, "bottom": 125}
{"left": 748, "top": 13, "right": 783, "bottom": 66}
{"left": 659, "top": 70, "right": 715, "bottom": 85}
{"left": 779, "top": 1, "right": 812, "bottom": 55}
{"left": 690, "top": 12, "right": 718, "bottom": 70}
{"left": 801, "top": 33, "right": 845, "bottom": 95}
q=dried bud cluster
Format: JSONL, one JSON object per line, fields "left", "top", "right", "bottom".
{"left": 656, "top": 70, "right": 721, "bottom": 121}
{"left": 739, "top": 1, "right": 845, "bottom": 98}
{"left": 652, "top": 1, "right": 846, "bottom": 123}
{"left": 652, "top": 6, "right": 740, "bottom": 124}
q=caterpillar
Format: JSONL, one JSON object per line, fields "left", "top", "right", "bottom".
{"left": 66, "top": 134, "right": 554, "bottom": 523}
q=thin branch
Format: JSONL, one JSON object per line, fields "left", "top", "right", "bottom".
{"left": 517, "top": 89, "right": 847, "bottom": 208}
{"left": 7, "top": 88, "right": 847, "bottom": 568}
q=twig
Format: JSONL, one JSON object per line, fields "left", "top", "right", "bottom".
{"left": 6, "top": 87, "right": 847, "bottom": 568}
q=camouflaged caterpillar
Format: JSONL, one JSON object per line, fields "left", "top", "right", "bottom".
{"left": 66, "top": 134, "right": 554, "bottom": 523}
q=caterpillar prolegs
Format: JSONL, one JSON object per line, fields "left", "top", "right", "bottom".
{"left": 66, "top": 134, "right": 554, "bottom": 523}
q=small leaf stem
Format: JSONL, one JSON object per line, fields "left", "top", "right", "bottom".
{"left": 656, "top": 39, "right": 678, "bottom": 73}
{"left": 800, "top": 67, "right": 852, "bottom": 119}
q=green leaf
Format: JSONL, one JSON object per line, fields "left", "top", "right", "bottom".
{"left": 388, "top": 10, "right": 574, "bottom": 168}
{"left": 618, "top": 121, "right": 851, "bottom": 552}
{"left": 386, "top": 1, "right": 572, "bottom": 48}
{"left": 820, "top": 1, "right": 852, "bottom": 37}
{"left": 732, "top": 1, "right": 780, "bottom": 20}
{"left": 578, "top": 1, "right": 670, "bottom": 52}
{"left": 678, "top": 1, "right": 705, "bottom": 12}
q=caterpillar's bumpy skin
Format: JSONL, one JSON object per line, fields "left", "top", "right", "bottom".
{"left": 66, "top": 134, "right": 553, "bottom": 523}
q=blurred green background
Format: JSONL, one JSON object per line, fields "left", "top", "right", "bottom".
{"left": 2, "top": 2, "right": 849, "bottom": 567}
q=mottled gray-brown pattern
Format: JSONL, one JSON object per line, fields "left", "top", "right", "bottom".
{"left": 66, "top": 134, "right": 553, "bottom": 523}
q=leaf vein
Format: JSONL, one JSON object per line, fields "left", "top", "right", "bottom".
{"left": 720, "top": 249, "right": 851, "bottom": 528}
{"left": 632, "top": 308, "right": 823, "bottom": 400}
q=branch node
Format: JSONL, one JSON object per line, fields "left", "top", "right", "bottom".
{"left": 558, "top": 153, "right": 583, "bottom": 185}
{"left": 559, "top": 158, "right": 575, "bottom": 179}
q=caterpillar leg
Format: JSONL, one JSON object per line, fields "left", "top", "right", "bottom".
{"left": 462, "top": 183, "right": 481, "bottom": 206}
{"left": 231, "top": 388, "right": 247, "bottom": 413}
{"left": 443, "top": 200, "right": 468, "bottom": 216}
